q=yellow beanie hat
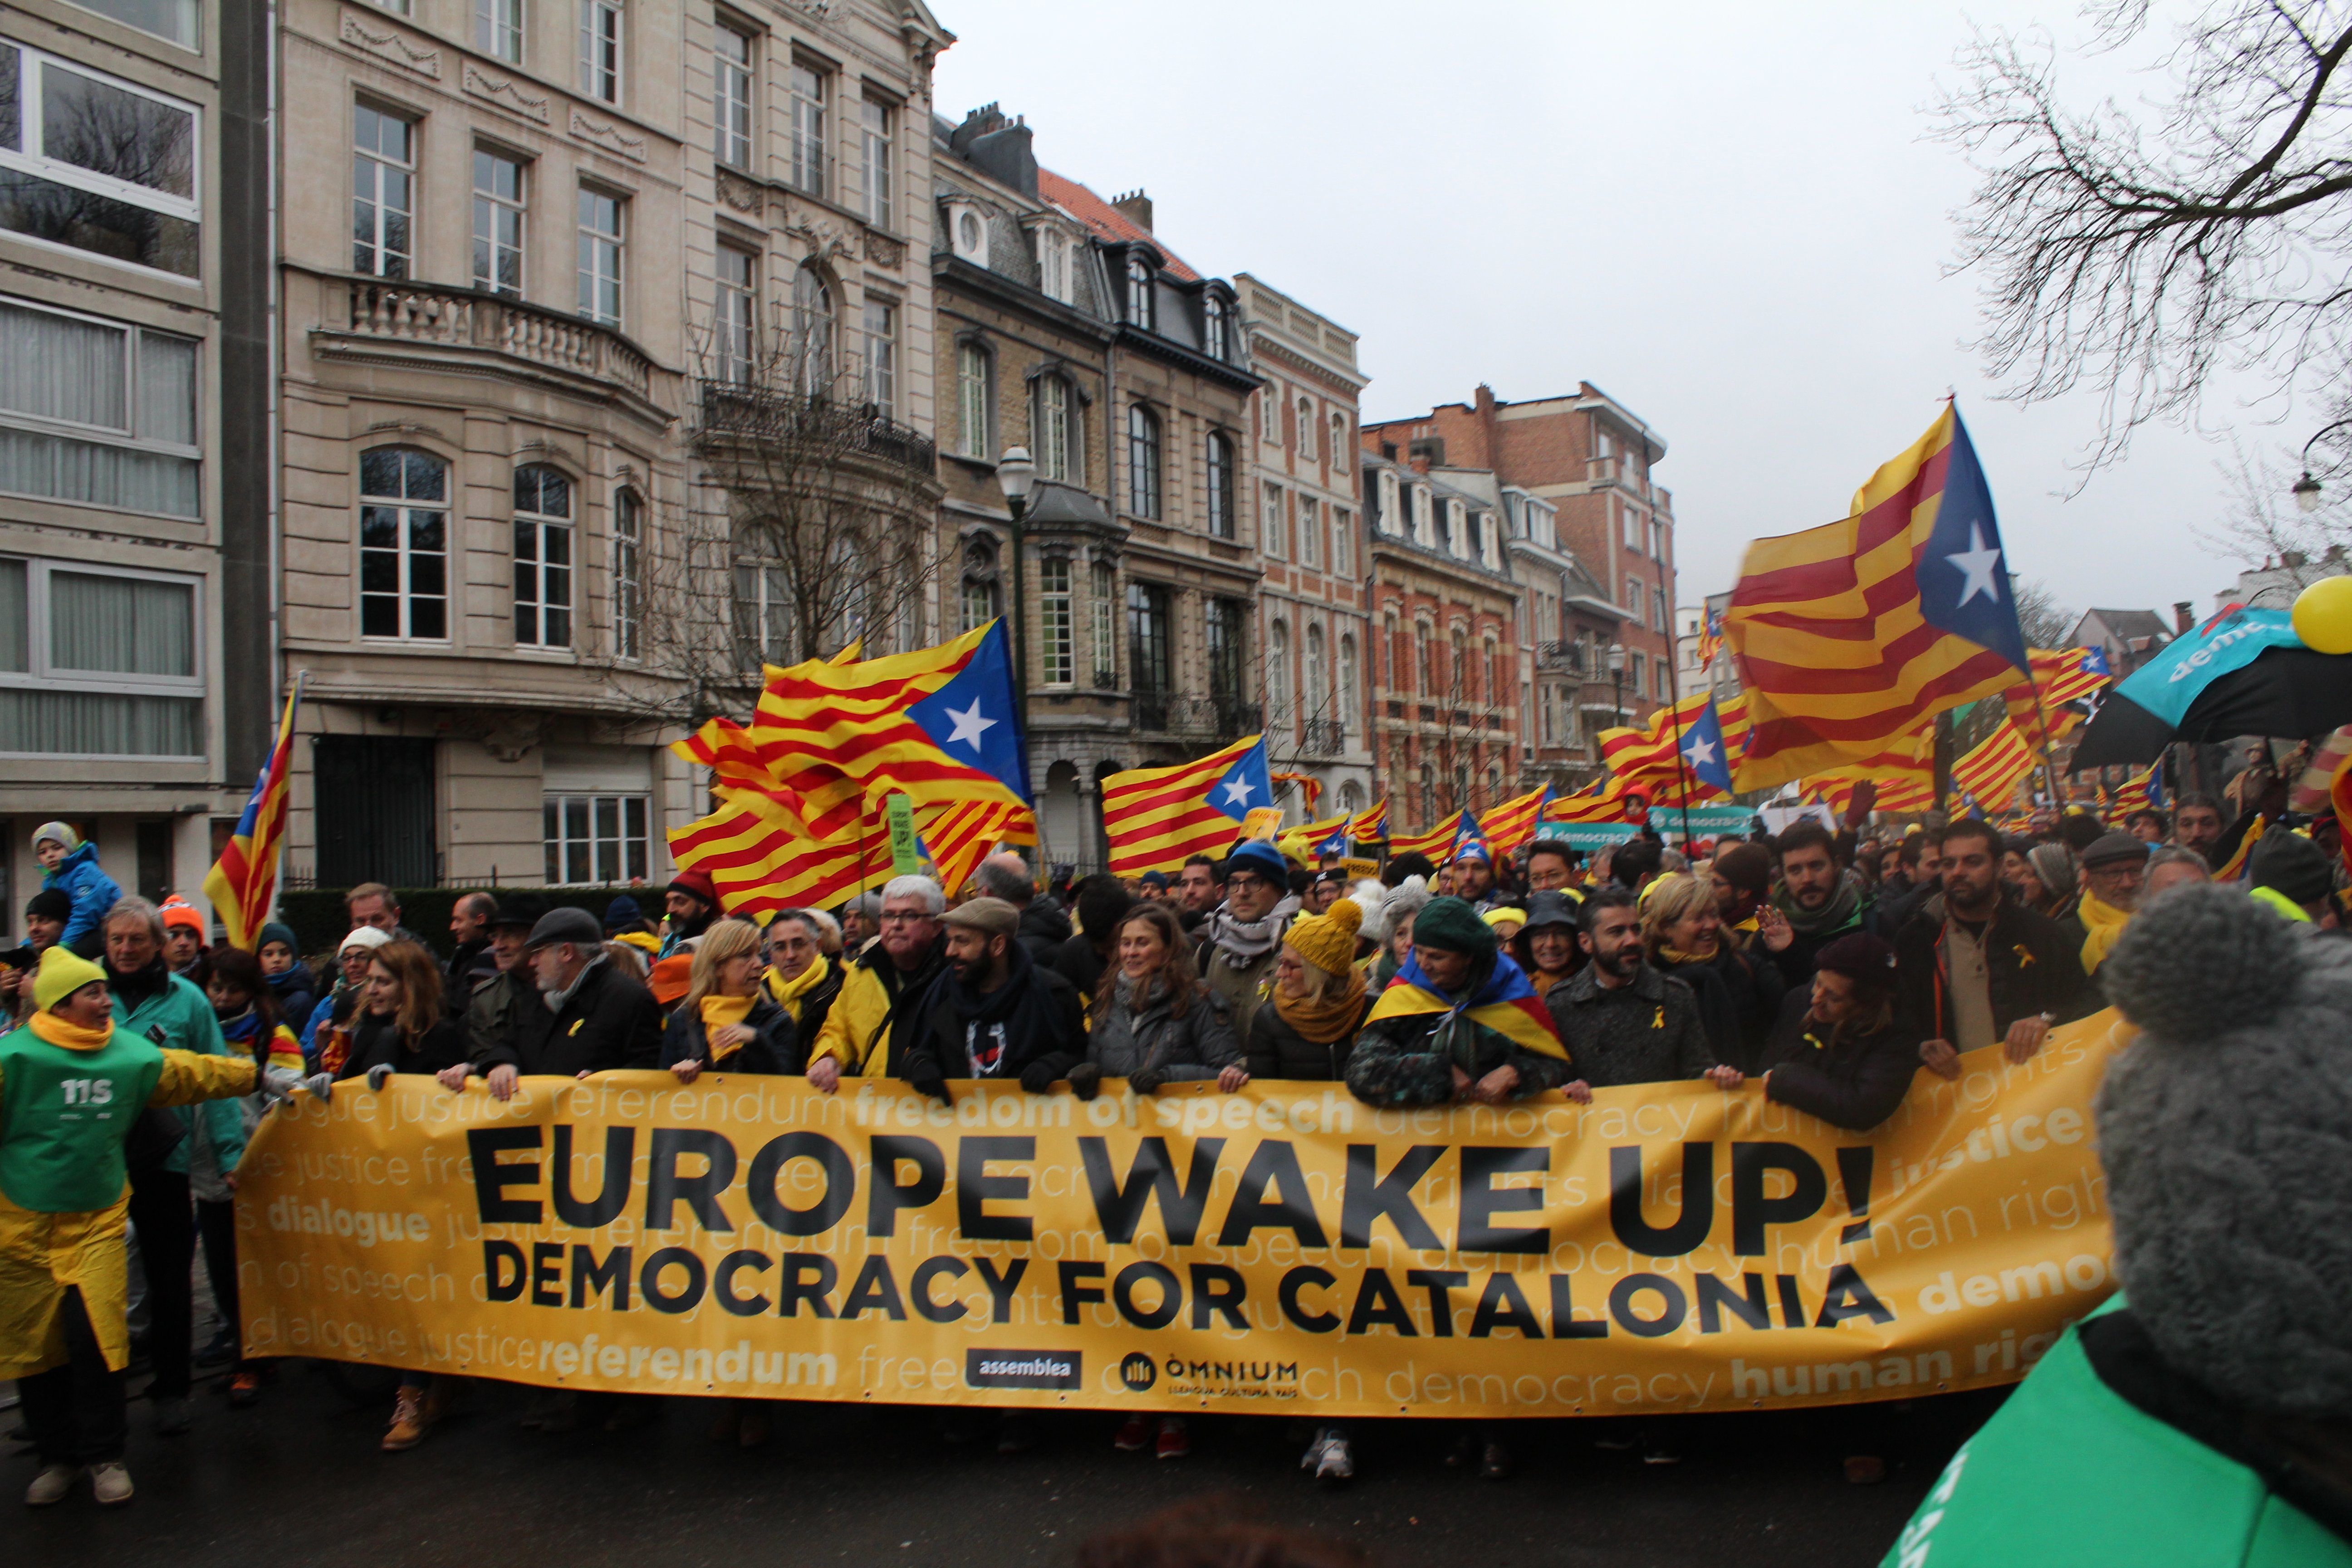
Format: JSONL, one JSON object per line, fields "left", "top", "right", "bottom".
{"left": 34, "top": 943, "right": 108, "bottom": 1014}
{"left": 1284, "top": 897, "right": 1362, "bottom": 977}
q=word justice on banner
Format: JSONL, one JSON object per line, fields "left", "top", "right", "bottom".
{"left": 235, "top": 1013, "right": 2130, "bottom": 1421}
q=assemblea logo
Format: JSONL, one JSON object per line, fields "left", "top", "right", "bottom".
{"left": 965, "top": 1350, "right": 1083, "bottom": 1391}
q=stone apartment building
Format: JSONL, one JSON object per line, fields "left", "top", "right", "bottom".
{"left": 0, "top": 0, "right": 269, "bottom": 923}
{"left": 1359, "top": 451, "right": 1522, "bottom": 832}
{"left": 1237, "top": 274, "right": 1372, "bottom": 823}
{"left": 1363, "top": 382, "right": 1680, "bottom": 726}
{"left": 274, "top": 0, "right": 945, "bottom": 890}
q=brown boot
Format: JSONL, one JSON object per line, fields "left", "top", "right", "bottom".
{"left": 382, "top": 1386, "right": 432, "bottom": 1452}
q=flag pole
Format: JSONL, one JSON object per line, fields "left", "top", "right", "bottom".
{"left": 1665, "top": 694, "right": 1695, "bottom": 848}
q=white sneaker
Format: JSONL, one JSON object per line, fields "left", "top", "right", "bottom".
{"left": 89, "top": 1462, "right": 133, "bottom": 1506}
{"left": 1298, "top": 1431, "right": 1329, "bottom": 1471}
{"left": 24, "top": 1464, "right": 76, "bottom": 1506}
{"left": 1316, "top": 1435, "right": 1355, "bottom": 1485}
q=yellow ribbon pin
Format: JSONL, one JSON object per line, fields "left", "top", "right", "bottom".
{"left": 1651, "top": 1005, "right": 1665, "bottom": 1029}
{"left": 2014, "top": 946, "right": 2035, "bottom": 967}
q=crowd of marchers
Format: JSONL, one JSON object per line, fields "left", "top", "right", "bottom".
{"left": 1, "top": 759, "right": 2344, "bottom": 1508}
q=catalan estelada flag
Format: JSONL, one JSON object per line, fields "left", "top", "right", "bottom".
{"left": 1277, "top": 812, "right": 1351, "bottom": 864}
{"left": 1725, "top": 404, "right": 2034, "bottom": 789}
{"left": 1387, "top": 812, "right": 1462, "bottom": 864}
{"left": 1480, "top": 787, "right": 1554, "bottom": 857}
{"left": 1100, "top": 736, "right": 1273, "bottom": 876}
{"left": 1364, "top": 949, "right": 1568, "bottom": 1062}
{"left": 202, "top": 674, "right": 304, "bottom": 950}
{"left": 1347, "top": 799, "right": 1388, "bottom": 844}
{"left": 1950, "top": 721, "right": 2040, "bottom": 815}
{"left": 921, "top": 797, "right": 1037, "bottom": 897}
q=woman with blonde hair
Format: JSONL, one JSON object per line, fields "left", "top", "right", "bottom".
{"left": 1637, "top": 874, "right": 1747, "bottom": 1071}
{"left": 662, "top": 918, "right": 797, "bottom": 1083}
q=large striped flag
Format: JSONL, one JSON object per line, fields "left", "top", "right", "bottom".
{"left": 1387, "top": 812, "right": 1462, "bottom": 863}
{"left": 1725, "top": 403, "right": 2034, "bottom": 789}
{"left": 1365, "top": 950, "right": 1567, "bottom": 1060}
{"left": 1795, "top": 725, "right": 1939, "bottom": 816}
{"left": 921, "top": 797, "right": 1038, "bottom": 897}
{"left": 669, "top": 788, "right": 1037, "bottom": 918}
{"left": 201, "top": 675, "right": 304, "bottom": 950}
{"left": 1346, "top": 799, "right": 1388, "bottom": 843}
{"left": 1481, "top": 786, "right": 1554, "bottom": 857}
{"left": 1100, "top": 736, "right": 1274, "bottom": 876}
{"left": 1950, "top": 720, "right": 2040, "bottom": 815}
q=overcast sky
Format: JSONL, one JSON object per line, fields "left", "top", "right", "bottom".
{"left": 932, "top": 1, "right": 2302, "bottom": 630}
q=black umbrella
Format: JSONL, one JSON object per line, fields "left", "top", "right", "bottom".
{"left": 2069, "top": 646, "right": 2352, "bottom": 770}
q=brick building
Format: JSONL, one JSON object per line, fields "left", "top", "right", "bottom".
{"left": 1362, "top": 382, "right": 1679, "bottom": 725}
{"left": 1359, "top": 451, "right": 1522, "bottom": 832}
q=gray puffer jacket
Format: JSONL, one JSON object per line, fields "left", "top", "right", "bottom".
{"left": 1084, "top": 972, "right": 1242, "bottom": 1082}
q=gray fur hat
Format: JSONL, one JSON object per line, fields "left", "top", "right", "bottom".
{"left": 1373, "top": 874, "right": 1431, "bottom": 946}
{"left": 2094, "top": 881, "right": 2352, "bottom": 1417}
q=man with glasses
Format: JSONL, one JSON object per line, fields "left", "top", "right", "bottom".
{"left": 1194, "top": 839, "right": 1295, "bottom": 1040}
{"left": 806, "top": 876, "right": 948, "bottom": 1093}
{"left": 762, "top": 909, "right": 844, "bottom": 1048}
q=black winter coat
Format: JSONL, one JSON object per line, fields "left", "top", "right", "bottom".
{"left": 1042, "top": 931, "right": 1112, "bottom": 1000}
{"left": 1755, "top": 988, "right": 1918, "bottom": 1131}
{"left": 488, "top": 958, "right": 665, "bottom": 1076}
{"left": 898, "top": 951, "right": 1086, "bottom": 1082}
{"left": 335, "top": 1011, "right": 468, "bottom": 1080}
{"left": 1893, "top": 896, "right": 2095, "bottom": 1051}
{"left": 1544, "top": 964, "right": 1718, "bottom": 1087}
{"left": 1650, "top": 954, "right": 1741, "bottom": 1075}
{"left": 1244, "top": 994, "right": 1372, "bottom": 1082}
{"left": 1017, "top": 896, "right": 1073, "bottom": 962}
{"left": 662, "top": 992, "right": 800, "bottom": 1075}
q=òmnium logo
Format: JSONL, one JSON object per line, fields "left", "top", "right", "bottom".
{"left": 1119, "top": 1352, "right": 1157, "bottom": 1392}
{"left": 965, "top": 1350, "right": 1083, "bottom": 1390}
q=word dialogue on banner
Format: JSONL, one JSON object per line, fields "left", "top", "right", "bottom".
{"left": 235, "top": 1013, "right": 2130, "bottom": 1420}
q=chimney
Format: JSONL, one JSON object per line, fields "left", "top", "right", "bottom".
{"left": 1111, "top": 188, "right": 1153, "bottom": 231}
{"left": 951, "top": 103, "right": 1036, "bottom": 199}
{"left": 2173, "top": 601, "right": 2194, "bottom": 634}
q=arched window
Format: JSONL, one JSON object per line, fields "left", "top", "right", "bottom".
{"left": 1127, "top": 403, "right": 1161, "bottom": 520}
{"left": 1125, "top": 253, "right": 1153, "bottom": 329}
{"left": 359, "top": 446, "right": 448, "bottom": 640}
{"left": 1339, "top": 780, "right": 1364, "bottom": 815}
{"left": 1330, "top": 412, "right": 1348, "bottom": 469}
{"left": 1445, "top": 500, "right": 1466, "bottom": 558}
{"left": 1203, "top": 294, "right": 1226, "bottom": 360}
{"left": 1338, "top": 633, "right": 1357, "bottom": 732}
{"left": 1035, "top": 374, "right": 1073, "bottom": 482}
{"left": 1205, "top": 431, "right": 1234, "bottom": 539}
{"left": 513, "top": 464, "right": 574, "bottom": 648}
{"left": 1304, "top": 623, "right": 1326, "bottom": 719}
{"left": 956, "top": 341, "right": 990, "bottom": 459}
{"left": 1411, "top": 486, "right": 1432, "bottom": 546}
{"left": 1295, "top": 396, "right": 1315, "bottom": 460}
{"left": 790, "top": 265, "right": 835, "bottom": 396}
{"left": 1267, "top": 619, "right": 1290, "bottom": 721}
{"left": 960, "top": 534, "right": 1001, "bottom": 632}
{"left": 1298, "top": 497, "right": 1319, "bottom": 567}
{"left": 611, "top": 487, "right": 642, "bottom": 662}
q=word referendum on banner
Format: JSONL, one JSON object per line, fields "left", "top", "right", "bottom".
{"left": 236, "top": 1014, "right": 2130, "bottom": 1420}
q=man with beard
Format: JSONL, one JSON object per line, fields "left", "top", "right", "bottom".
{"left": 806, "top": 876, "right": 950, "bottom": 1091}
{"left": 2168, "top": 794, "right": 2225, "bottom": 867}
{"left": 2075, "top": 832, "right": 2150, "bottom": 974}
{"left": 1546, "top": 887, "right": 1716, "bottom": 1092}
{"left": 1450, "top": 841, "right": 1499, "bottom": 908}
{"left": 1872, "top": 828, "right": 1945, "bottom": 939}
{"left": 657, "top": 870, "right": 722, "bottom": 959}
{"left": 1768, "top": 821, "right": 1873, "bottom": 987}
{"left": 1193, "top": 840, "right": 1293, "bottom": 1040}
{"left": 892, "top": 897, "right": 1082, "bottom": 1101}
{"left": 1172, "top": 855, "right": 1225, "bottom": 935}
{"left": 1904, "top": 819, "right": 2094, "bottom": 1083}
{"left": 496, "top": 906, "right": 663, "bottom": 1077}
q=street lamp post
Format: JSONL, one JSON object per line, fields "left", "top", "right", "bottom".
{"left": 2291, "top": 419, "right": 2352, "bottom": 512}
{"left": 995, "top": 446, "right": 1036, "bottom": 715}
{"left": 1607, "top": 641, "right": 1627, "bottom": 729}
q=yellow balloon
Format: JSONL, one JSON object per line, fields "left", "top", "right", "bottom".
{"left": 2291, "top": 573, "right": 2352, "bottom": 655}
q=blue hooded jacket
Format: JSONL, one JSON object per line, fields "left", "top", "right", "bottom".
{"left": 43, "top": 841, "right": 124, "bottom": 955}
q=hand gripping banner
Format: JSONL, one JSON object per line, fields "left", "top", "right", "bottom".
{"left": 235, "top": 1013, "right": 2131, "bottom": 1421}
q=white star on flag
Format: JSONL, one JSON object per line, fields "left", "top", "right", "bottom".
{"left": 1682, "top": 735, "right": 1718, "bottom": 768}
{"left": 942, "top": 697, "right": 998, "bottom": 751}
{"left": 1220, "top": 774, "right": 1256, "bottom": 808}
{"left": 1945, "top": 522, "right": 2004, "bottom": 609}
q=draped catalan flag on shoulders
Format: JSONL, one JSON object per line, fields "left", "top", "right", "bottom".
{"left": 1100, "top": 736, "right": 1274, "bottom": 877}
{"left": 201, "top": 674, "right": 303, "bottom": 951}
{"left": 1725, "top": 403, "right": 2034, "bottom": 789}
{"left": 1364, "top": 948, "right": 1568, "bottom": 1062}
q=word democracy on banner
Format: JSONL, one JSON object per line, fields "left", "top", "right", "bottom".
{"left": 235, "top": 1013, "right": 2130, "bottom": 1420}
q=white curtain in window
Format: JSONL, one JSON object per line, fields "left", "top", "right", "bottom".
{"left": 0, "top": 304, "right": 125, "bottom": 427}
{"left": 0, "top": 690, "right": 200, "bottom": 754}
{"left": 0, "top": 558, "right": 24, "bottom": 671}
{"left": 137, "top": 332, "right": 196, "bottom": 446}
{"left": 49, "top": 570, "right": 192, "bottom": 674}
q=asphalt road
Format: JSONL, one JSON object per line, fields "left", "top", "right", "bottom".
{"left": 12, "top": 1360, "right": 1994, "bottom": 1567}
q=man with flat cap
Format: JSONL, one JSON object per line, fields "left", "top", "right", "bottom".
{"left": 2074, "top": 830, "right": 2150, "bottom": 975}
{"left": 439, "top": 892, "right": 544, "bottom": 1100}
{"left": 889, "top": 897, "right": 1083, "bottom": 1102}
{"left": 479, "top": 905, "right": 663, "bottom": 1078}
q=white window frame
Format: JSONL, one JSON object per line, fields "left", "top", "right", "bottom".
{"left": 1478, "top": 511, "right": 1498, "bottom": 569}
{"left": 1202, "top": 294, "right": 1225, "bottom": 360}
{"left": 955, "top": 341, "right": 988, "bottom": 459}
{"left": 862, "top": 295, "right": 895, "bottom": 415}
{"left": 64, "top": 0, "right": 199, "bottom": 49}
{"left": 788, "top": 60, "right": 826, "bottom": 198}
{"left": 1626, "top": 575, "right": 1645, "bottom": 627}
{"left": 1039, "top": 555, "right": 1073, "bottom": 686}
{"left": 512, "top": 465, "right": 574, "bottom": 650}
{"left": 714, "top": 243, "right": 755, "bottom": 384}
{"left": 0, "top": 295, "right": 201, "bottom": 519}
{"left": 1297, "top": 495, "right": 1318, "bottom": 568}
{"left": 578, "top": 0, "right": 622, "bottom": 104}
{"left": 476, "top": 0, "right": 524, "bottom": 62}
{"left": 1295, "top": 396, "right": 1315, "bottom": 460}
{"left": 0, "top": 43, "right": 202, "bottom": 281}
{"left": 1337, "top": 633, "right": 1357, "bottom": 733}
{"left": 858, "top": 94, "right": 892, "bottom": 229}
{"left": 1332, "top": 508, "right": 1352, "bottom": 574}
{"left": 1260, "top": 481, "right": 1284, "bottom": 559}
{"left": 734, "top": 558, "right": 791, "bottom": 663}
{"left": 611, "top": 486, "right": 642, "bottom": 662}
{"left": 1444, "top": 499, "right": 1465, "bottom": 559}
{"left": 576, "top": 186, "right": 624, "bottom": 327}
{"left": 1124, "top": 254, "right": 1152, "bottom": 329}
{"left": 714, "top": 24, "right": 753, "bottom": 171}
{"left": 1410, "top": 485, "right": 1432, "bottom": 546}
{"left": 352, "top": 101, "right": 413, "bottom": 280}
{"left": 1377, "top": 471, "right": 1399, "bottom": 536}
{"left": 544, "top": 792, "right": 649, "bottom": 884}
{"left": 1089, "top": 559, "right": 1115, "bottom": 685}
{"left": 1036, "top": 226, "right": 1070, "bottom": 304}
{"left": 0, "top": 553, "right": 203, "bottom": 759}
{"left": 471, "top": 147, "right": 525, "bottom": 298}
{"left": 358, "top": 446, "right": 450, "bottom": 643}
{"left": 1035, "top": 374, "right": 1070, "bottom": 482}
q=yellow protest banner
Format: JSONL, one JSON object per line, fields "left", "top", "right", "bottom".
{"left": 1238, "top": 806, "right": 1283, "bottom": 843}
{"left": 235, "top": 1013, "right": 2131, "bottom": 1419}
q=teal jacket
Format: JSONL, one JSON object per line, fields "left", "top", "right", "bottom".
{"left": 110, "top": 970, "right": 243, "bottom": 1180}
{"left": 1886, "top": 1298, "right": 2352, "bottom": 1568}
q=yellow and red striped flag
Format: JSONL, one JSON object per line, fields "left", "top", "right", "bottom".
{"left": 1950, "top": 722, "right": 2040, "bottom": 815}
{"left": 1347, "top": 799, "right": 1388, "bottom": 843}
{"left": 1100, "top": 737, "right": 1274, "bottom": 877}
{"left": 1387, "top": 812, "right": 1462, "bottom": 863}
{"left": 1276, "top": 812, "right": 1350, "bottom": 864}
{"left": 1269, "top": 770, "right": 1323, "bottom": 814}
{"left": 1725, "top": 405, "right": 2034, "bottom": 789}
{"left": 201, "top": 675, "right": 304, "bottom": 950}
{"left": 921, "top": 798, "right": 1037, "bottom": 897}
{"left": 1481, "top": 787, "right": 1555, "bottom": 857}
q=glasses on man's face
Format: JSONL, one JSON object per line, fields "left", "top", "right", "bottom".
{"left": 1227, "top": 874, "right": 1268, "bottom": 894}
{"left": 878, "top": 911, "right": 928, "bottom": 925}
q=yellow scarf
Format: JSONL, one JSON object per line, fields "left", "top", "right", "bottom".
{"left": 763, "top": 952, "right": 832, "bottom": 1022}
{"left": 699, "top": 992, "right": 757, "bottom": 1062}
{"left": 29, "top": 1012, "right": 114, "bottom": 1051}
{"left": 2078, "top": 892, "right": 2132, "bottom": 974}
{"left": 1658, "top": 942, "right": 1718, "bottom": 967}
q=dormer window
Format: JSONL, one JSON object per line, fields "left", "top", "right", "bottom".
{"left": 1125, "top": 254, "right": 1153, "bottom": 330}
{"left": 956, "top": 209, "right": 987, "bottom": 263}
{"left": 1036, "top": 227, "right": 1072, "bottom": 304}
{"left": 1203, "top": 295, "right": 1227, "bottom": 360}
